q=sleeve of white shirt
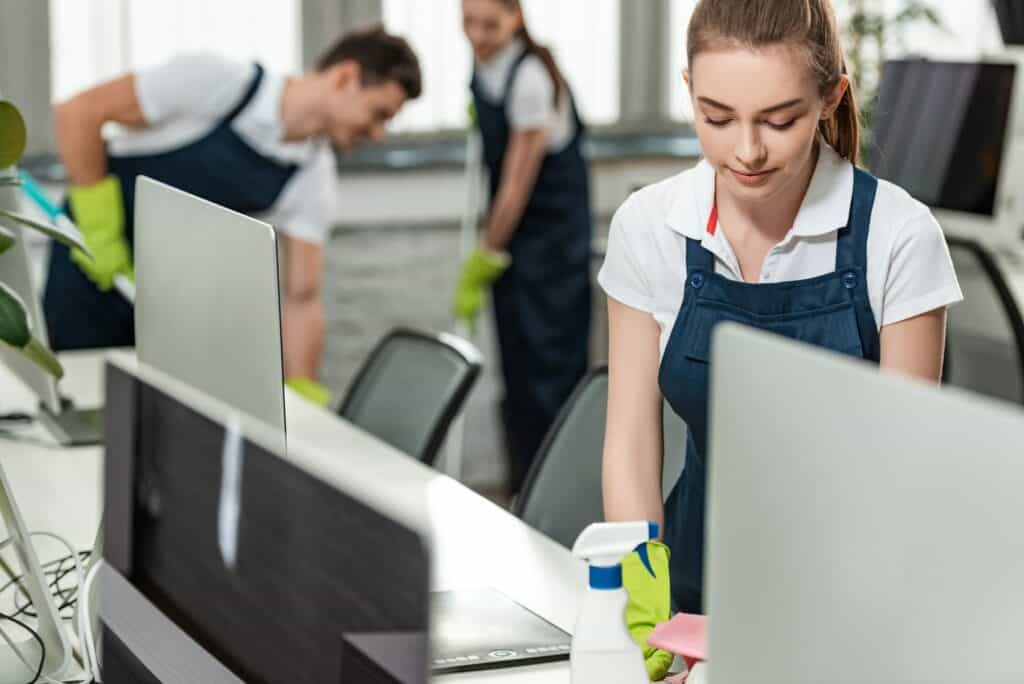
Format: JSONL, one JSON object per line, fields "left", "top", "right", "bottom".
{"left": 597, "top": 195, "right": 655, "bottom": 313}
{"left": 134, "top": 53, "right": 253, "bottom": 126}
{"left": 881, "top": 209, "right": 964, "bottom": 326}
{"left": 266, "top": 144, "right": 337, "bottom": 245}
{"left": 507, "top": 56, "right": 556, "bottom": 131}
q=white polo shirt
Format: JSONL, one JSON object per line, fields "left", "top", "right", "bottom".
{"left": 598, "top": 142, "right": 964, "bottom": 357}
{"left": 474, "top": 37, "right": 576, "bottom": 152}
{"left": 105, "top": 53, "right": 337, "bottom": 245}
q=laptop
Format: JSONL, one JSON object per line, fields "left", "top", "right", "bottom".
{"left": 133, "top": 176, "right": 287, "bottom": 441}
{"left": 430, "top": 588, "right": 571, "bottom": 673}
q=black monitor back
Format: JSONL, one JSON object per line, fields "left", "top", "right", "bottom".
{"left": 102, "top": 361, "right": 430, "bottom": 684}
{"left": 870, "top": 59, "right": 1015, "bottom": 216}
{"left": 993, "top": 0, "right": 1024, "bottom": 46}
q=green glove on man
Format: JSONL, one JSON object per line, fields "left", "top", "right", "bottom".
{"left": 623, "top": 541, "right": 674, "bottom": 681}
{"left": 286, "top": 376, "right": 332, "bottom": 408}
{"left": 68, "top": 176, "right": 134, "bottom": 291}
{"left": 452, "top": 245, "right": 509, "bottom": 332}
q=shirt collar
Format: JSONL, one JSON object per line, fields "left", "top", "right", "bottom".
{"left": 791, "top": 142, "right": 854, "bottom": 237}
{"left": 666, "top": 158, "right": 713, "bottom": 240}
{"left": 252, "top": 68, "right": 287, "bottom": 138}
{"left": 477, "top": 36, "right": 526, "bottom": 75}
{"left": 666, "top": 141, "right": 855, "bottom": 240}
{"left": 255, "top": 69, "right": 315, "bottom": 157}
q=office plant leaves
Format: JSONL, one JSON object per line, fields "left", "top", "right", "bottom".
{"left": 0, "top": 101, "right": 27, "bottom": 168}
{"left": 19, "top": 336, "right": 63, "bottom": 379}
{"left": 0, "top": 282, "right": 63, "bottom": 378}
{"left": 0, "top": 224, "right": 13, "bottom": 254}
{"left": 0, "top": 281, "right": 30, "bottom": 347}
{"left": 0, "top": 98, "right": 64, "bottom": 377}
{"left": 0, "top": 209, "right": 92, "bottom": 255}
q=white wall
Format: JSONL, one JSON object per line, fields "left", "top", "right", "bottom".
{"left": 0, "top": 1, "right": 52, "bottom": 155}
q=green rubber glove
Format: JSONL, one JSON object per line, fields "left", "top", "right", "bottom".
{"left": 453, "top": 245, "right": 509, "bottom": 332}
{"left": 623, "top": 541, "right": 674, "bottom": 681}
{"left": 286, "top": 377, "right": 332, "bottom": 408}
{"left": 68, "top": 176, "right": 133, "bottom": 291}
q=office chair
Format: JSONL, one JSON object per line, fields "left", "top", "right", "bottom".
{"left": 944, "top": 236, "right": 1024, "bottom": 405}
{"left": 338, "top": 328, "right": 483, "bottom": 465}
{"left": 514, "top": 365, "right": 687, "bottom": 548}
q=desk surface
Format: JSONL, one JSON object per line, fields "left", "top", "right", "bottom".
{"left": 0, "top": 352, "right": 583, "bottom": 683}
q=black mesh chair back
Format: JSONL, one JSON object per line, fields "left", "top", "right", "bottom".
{"left": 944, "top": 237, "right": 1024, "bottom": 405}
{"left": 515, "top": 366, "right": 688, "bottom": 548}
{"left": 338, "top": 328, "right": 482, "bottom": 465}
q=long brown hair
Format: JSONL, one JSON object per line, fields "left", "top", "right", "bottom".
{"left": 494, "top": 0, "right": 564, "bottom": 105}
{"left": 687, "top": 0, "right": 860, "bottom": 164}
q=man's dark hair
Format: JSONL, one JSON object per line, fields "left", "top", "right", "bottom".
{"left": 316, "top": 25, "right": 422, "bottom": 100}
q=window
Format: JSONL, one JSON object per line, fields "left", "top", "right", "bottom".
{"left": 518, "top": 0, "right": 620, "bottom": 126}
{"left": 878, "top": 0, "right": 1001, "bottom": 59}
{"left": 383, "top": 0, "right": 620, "bottom": 133}
{"left": 667, "top": 0, "right": 696, "bottom": 122}
{"left": 382, "top": 1, "right": 472, "bottom": 133}
{"left": 667, "top": 0, "right": 1002, "bottom": 122}
{"left": 50, "top": 0, "right": 301, "bottom": 102}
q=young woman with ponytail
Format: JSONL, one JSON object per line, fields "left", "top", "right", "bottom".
{"left": 599, "top": 1, "right": 962, "bottom": 678}
{"left": 456, "top": 0, "right": 592, "bottom": 495}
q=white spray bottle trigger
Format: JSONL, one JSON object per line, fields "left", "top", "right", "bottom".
{"left": 572, "top": 521, "right": 659, "bottom": 576}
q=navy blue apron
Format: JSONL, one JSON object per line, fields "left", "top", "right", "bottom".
{"left": 44, "top": 64, "right": 299, "bottom": 351}
{"left": 470, "top": 49, "right": 592, "bottom": 492}
{"left": 659, "top": 166, "right": 882, "bottom": 613}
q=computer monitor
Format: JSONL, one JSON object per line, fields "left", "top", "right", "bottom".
{"left": 705, "top": 323, "right": 1024, "bottom": 682}
{"left": 0, "top": 186, "right": 102, "bottom": 445}
{"left": 98, "top": 355, "right": 431, "bottom": 684}
{"left": 870, "top": 58, "right": 1024, "bottom": 245}
{"left": 133, "top": 177, "right": 287, "bottom": 439}
{"left": 871, "top": 59, "right": 1015, "bottom": 216}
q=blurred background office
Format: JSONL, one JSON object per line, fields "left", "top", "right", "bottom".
{"left": 0, "top": 0, "right": 1010, "bottom": 499}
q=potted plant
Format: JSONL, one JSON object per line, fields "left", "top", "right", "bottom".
{"left": 843, "top": 0, "right": 945, "bottom": 159}
{"left": 0, "top": 99, "right": 92, "bottom": 378}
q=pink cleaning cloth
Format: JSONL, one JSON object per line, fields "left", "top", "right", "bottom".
{"left": 648, "top": 612, "right": 707, "bottom": 663}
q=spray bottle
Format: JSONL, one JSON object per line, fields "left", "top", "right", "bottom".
{"left": 570, "top": 521, "right": 659, "bottom": 683}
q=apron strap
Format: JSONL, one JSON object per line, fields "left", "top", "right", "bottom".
{"left": 503, "top": 50, "right": 533, "bottom": 105}
{"left": 503, "top": 48, "right": 585, "bottom": 143}
{"left": 566, "top": 89, "right": 586, "bottom": 143}
{"left": 835, "top": 167, "right": 878, "bottom": 271}
{"left": 685, "top": 236, "right": 714, "bottom": 273}
{"left": 469, "top": 48, "right": 529, "bottom": 105}
{"left": 218, "top": 63, "right": 265, "bottom": 128}
{"left": 685, "top": 191, "right": 717, "bottom": 274}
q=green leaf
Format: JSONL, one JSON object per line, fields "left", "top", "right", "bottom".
{"left": 16, "top": 336, "right": 64, "bottom": 379}
{"left": 0, "top": 101, "right": 27, "bottom": 168}
{"left": 0, "top": 175, "right": 21, "bottom": 187}
{"left": 0, "top": 224, "right": 13, "bottom": 254}
{"left": 0, "top": 281, "right": 30, "bottom": 347}
{"left": 0, "top": 208, "right": 92, "bottom": 257}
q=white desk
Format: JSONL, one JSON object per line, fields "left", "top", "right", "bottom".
{"left": 0, "top": 351, "right": 105, "bottom": 552}
{"left": 0, "top": 351, "right": 584, "bottom": 683}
